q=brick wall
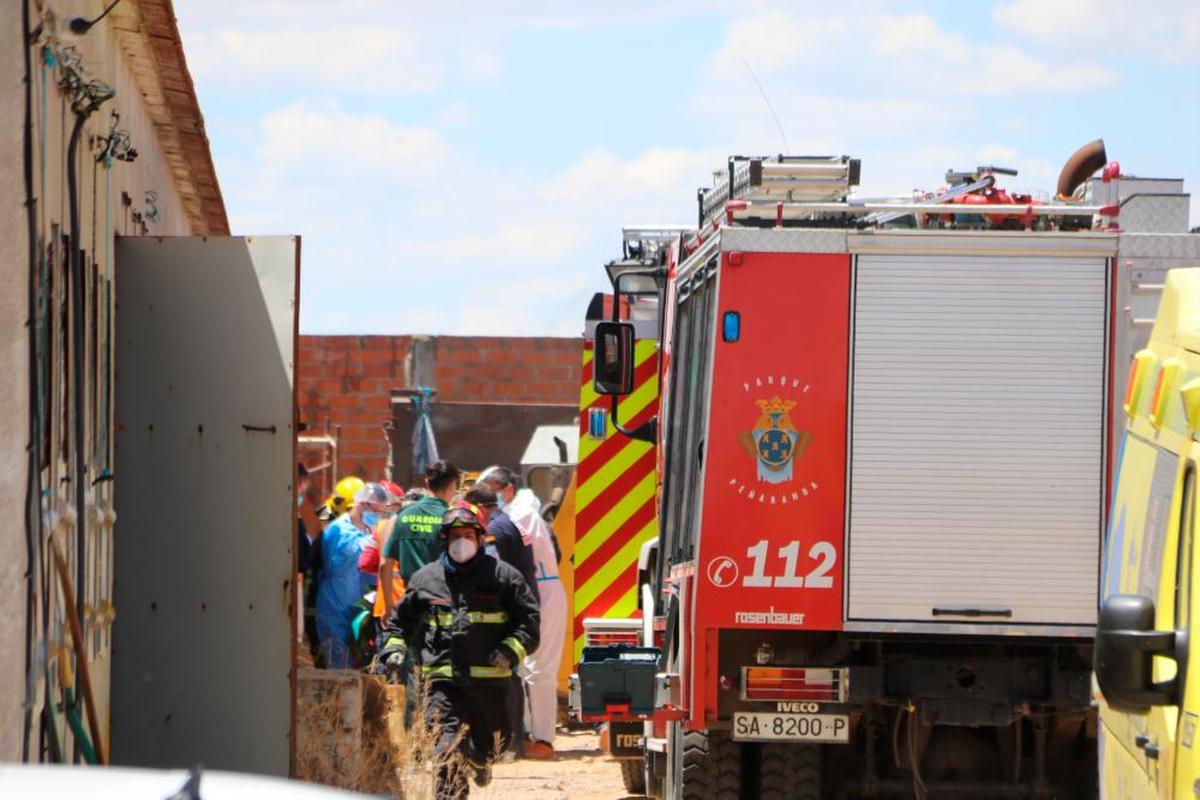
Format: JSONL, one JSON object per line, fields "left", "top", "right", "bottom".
{"left": 297, "top": 335, "right": 583, "bottom": 489}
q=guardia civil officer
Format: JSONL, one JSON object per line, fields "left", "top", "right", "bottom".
{"left": 381, "top": 502, "right": 540, "bottom": 800}
{"left": 380, "top": 461, "right": 461, "bottom": 616}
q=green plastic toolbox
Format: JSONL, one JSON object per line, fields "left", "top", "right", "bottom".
{"left": 577, "top": 645, "right": 660, "bottom": 720}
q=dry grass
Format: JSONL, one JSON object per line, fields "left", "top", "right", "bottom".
{"left": 295, "top": 669, "right": 472, "bottom": 799}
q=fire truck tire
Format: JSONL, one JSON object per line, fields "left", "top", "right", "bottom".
{"left": 680, "top": 729, "right": 741, "bottom": 799}
{"left": 621, "top": 759, "right": 647, "bottom": 795}
{"left": 758, "top": 743, "right": 821, "bottom": 800}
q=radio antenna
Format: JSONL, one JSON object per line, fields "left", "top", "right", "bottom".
{"left": 742, "top": 58, "right": 790, "bottom": 153}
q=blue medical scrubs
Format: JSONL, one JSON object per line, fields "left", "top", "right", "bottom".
{"left": 316, "top": 514, "right": 370, "bottom": 667}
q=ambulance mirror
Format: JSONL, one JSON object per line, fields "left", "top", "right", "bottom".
{"left": 1095, "top": 594, "right": 1178, "bottom": 712}
{"left": 594, "top": 321, "right": 635, "bottom": 396}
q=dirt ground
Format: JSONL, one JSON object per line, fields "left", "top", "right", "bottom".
{"left": 484, "top": 729, "right": 639, "bottom": 800}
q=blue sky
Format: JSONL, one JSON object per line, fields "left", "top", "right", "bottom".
{"left": 174, "top": 0, "right": 1200, "bottom": 336}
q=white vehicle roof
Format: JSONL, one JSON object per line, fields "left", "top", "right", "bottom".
{"left": 0, "top": 765, "right": 376, "bottom": 800}
{"left": 519, "top": 424, "right": 579, "bottom": 468}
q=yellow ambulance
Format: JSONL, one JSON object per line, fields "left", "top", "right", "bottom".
{"left": 1097, "top": 267, "right": 1200, "bottom": 798}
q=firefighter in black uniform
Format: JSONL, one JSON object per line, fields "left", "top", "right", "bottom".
{"left": 381, "top": 501, "right": 540, "bottom": 800}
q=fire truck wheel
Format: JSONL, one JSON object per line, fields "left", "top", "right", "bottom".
{"left": 620, "top": 759, "right": 647, "bottom": 795}
{"left": 758, "top": 743, "right": 821, "bottom": 800}
{"left": 679, "top": 729, "right": 741, "bottom": 799}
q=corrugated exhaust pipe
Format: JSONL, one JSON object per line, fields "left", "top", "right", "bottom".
{"left": 1056, "top": 139, "right": 1107, "bottom": 199}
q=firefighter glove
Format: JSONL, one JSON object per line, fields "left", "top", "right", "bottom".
{"left": 379, "top": 636, "right": 407, "bottom": 672}
{"left": 489, "top": 649, "right": 513, "bottom": 672}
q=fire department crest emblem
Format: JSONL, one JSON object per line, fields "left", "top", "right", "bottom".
{"left": 739, "top": 395, "right": 811, "bottom": 484}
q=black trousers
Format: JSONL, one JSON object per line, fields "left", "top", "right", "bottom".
{"left": 425, "top": 682, "right": 511, "bottom": 800}
{"left": 506, "top": 674, "right": 528, "bottom": 755}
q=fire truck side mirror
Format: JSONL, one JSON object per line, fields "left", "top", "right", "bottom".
{"left": 594, "top": 321, "right": 635, "bottom": 396}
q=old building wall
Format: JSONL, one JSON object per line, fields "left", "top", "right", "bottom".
{"left": 0, "top": 0, "right": 224, "bottom": 762}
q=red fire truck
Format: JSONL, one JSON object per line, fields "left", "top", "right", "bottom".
{"left": 572, "top": 142, "right": 1200, "bottom": 798}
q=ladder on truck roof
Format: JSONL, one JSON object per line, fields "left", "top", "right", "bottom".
{"left": 697, "top": 155, "right": 861, "bottom": 228}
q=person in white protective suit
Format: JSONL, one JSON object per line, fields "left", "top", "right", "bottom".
{"left": 504, "top": 485, "right": 566, "bottom": 759}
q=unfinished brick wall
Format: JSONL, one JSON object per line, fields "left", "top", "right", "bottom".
{"left": 430, "top": 336, "right": 583, "bottom": 401}
{"left": 297, "top": 335, "right": 583, "bottom": 487}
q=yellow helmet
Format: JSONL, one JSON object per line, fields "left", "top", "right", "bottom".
{"left": 332, "top": 476, "right": 364, "bottom": 514}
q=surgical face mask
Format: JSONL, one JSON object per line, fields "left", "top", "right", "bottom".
{"left": 493, "top": 489, "right": 508, "bottom": 512}
{"left": 448, "top": 537, "right": 478, "bottom": 564}
{"left": 362, "top": 511, "right": 381, "bottom": 528}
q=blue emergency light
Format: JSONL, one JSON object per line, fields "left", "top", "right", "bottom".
{"left": 722, "top": 311, "right": 741, "bottom": 343}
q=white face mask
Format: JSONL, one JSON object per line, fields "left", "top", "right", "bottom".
{"left": 448, "top": 537, "right": 478, "bottom": 564}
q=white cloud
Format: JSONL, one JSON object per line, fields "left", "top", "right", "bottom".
{"left": 457, "top": 48, "right": 504, "bottom": 84}
{"left": 710, "top": 11, "right": 846, "bottom": 77}
{"left": 428, "top": 224, "right": 584, "bottom": 265}
{"left": 993, "top": 0, "right": 1200, "bottom": 63}
{"left": 256, "top": 103, "right": 451, "bottom": 181}
{"left": 175, "top": 0, "right": 725, "bottom": 97}
{"left": 218, "top": 100, "right": 719, "bottom": 335}
{"left": 432, "top": 102, "right": 473, "bottom": 127}
{"left": 875, "top": 13, "right": 964, "bottom": 58}
{"left": 686, "top": 5, "right": 1133, "bottom": 211}
{"left": 708, "top": 9, "right": 1117, "bottom": 96}
{"left": 543, "top": 148, "right": 720, "bottom": 211}
{"left": 185, "top": 26, "right": 444, "bottom": 93}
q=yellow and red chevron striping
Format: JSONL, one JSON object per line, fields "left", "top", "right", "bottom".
{"left": 573, "top": 338, "right": 661, "bottom": 660}
{"left": 576, "top": 492, "right": 656, "bottom": 587}
{"left": 576, "top": 447, "right": 657, "bottom": 536}
{"left": 576, "top": 357, "right": 659, "bottom": 484}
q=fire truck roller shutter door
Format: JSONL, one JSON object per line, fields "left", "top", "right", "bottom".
{"left": 847, "top": 253, "right": 1108, "bottom": 626}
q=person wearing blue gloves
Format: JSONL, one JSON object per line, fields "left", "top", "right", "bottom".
{"left": 316, "top": 482, "right": 392, "bottom": 667}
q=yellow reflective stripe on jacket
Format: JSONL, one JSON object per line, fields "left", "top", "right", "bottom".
{"left": 419, "top": 664, "right": 512, "bottom": 679}
{"left": 469, "top": 665, "right": 512, "bottom": 679}
{"left": 501, "top": 636, "right": 527, "bottom": 663}
{"left": 431, "top": 610, "right": 508, "bottom": 626}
